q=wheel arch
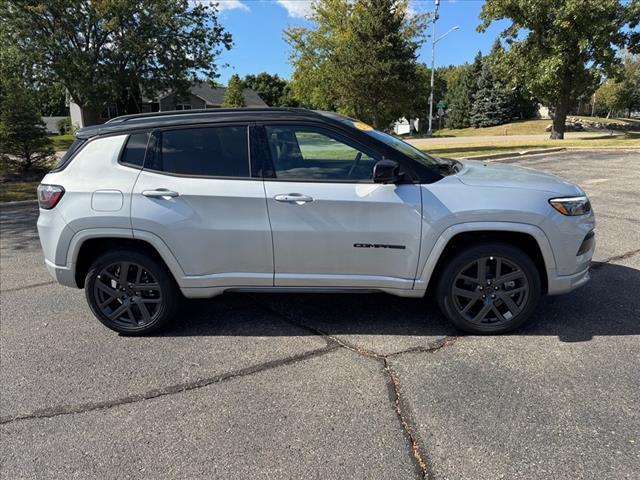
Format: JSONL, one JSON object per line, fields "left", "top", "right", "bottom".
{"left": 417, "top": 223, "right": 555, "bottom": 294}
{"left": 69, "top": 229, "right": 185, "bottom": 288}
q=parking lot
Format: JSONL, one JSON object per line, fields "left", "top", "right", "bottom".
{"left": 1, "top": 149, "right": 639, "bottom": 479}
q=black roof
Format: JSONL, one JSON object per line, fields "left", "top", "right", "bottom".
{"left": 77, "top": 108, "right": 336, "bottom": 139}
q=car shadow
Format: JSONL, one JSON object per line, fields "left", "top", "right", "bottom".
{"left": 160, "top": 261, "right": 640, "bottom": 343}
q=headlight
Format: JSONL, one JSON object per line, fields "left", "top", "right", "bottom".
{"left": 549, "top": 196, "right": 591, "bottom": 216}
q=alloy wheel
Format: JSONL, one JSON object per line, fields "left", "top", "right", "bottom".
{"left": 450, "top": 256, "right": 530, "bottom": 327}
{"left": 93, "top": 261, "right": 163, "bottom": 329}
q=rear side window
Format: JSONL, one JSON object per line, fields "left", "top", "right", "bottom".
{"left": 120, "top": 132, "right": 150, "bottom": 168}
{"left": 150, "top": 126, "right": 250, "bottom": 177}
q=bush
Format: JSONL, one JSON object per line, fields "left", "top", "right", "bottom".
{"left": 56, "top": 116, "right": 73, "bottom": 135}
{"left": 0, "top": 79, "right": 54, "bottom": 174}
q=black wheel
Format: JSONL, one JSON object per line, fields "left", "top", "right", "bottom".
{"left": 436, "top": 242, "right": 541, "bottom": 334}
{"left": 84, "top": 250, "right": 179, "bottom": 334}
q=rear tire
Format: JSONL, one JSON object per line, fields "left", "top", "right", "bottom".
{"left": 436, "top": 242, "right": 541, "bottom": 334}
{"left": 84, "top": 249, "right": 179, "bottom": 335}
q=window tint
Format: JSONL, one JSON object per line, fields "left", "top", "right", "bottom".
{"left": 265, "top": 126, "right": 378, "bottom": 182}
{"left": 120, "top": 132, "right": 150, "bottom": 168}
{"left": 155, "top": 126, "right": 249, "bottom": 177}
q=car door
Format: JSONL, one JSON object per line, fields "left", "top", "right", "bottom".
{"left": 260, "top": 124, "right": 422, "bottom": 290}
{"left": 131, "top": 124, "right": 273, "bottom": 286}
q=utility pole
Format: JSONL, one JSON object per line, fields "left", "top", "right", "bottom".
{"left": 426, "top": 2, "right": 459, "bottom": 135}
{"left": 427, "top": 0, "right": 440, "bottom": 136}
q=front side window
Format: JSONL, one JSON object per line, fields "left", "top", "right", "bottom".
{"left": 150, "top": 125, "right": 250, "bottom": 177}
{"left": 265, "top": 126, "right": 378, "bottom": 182}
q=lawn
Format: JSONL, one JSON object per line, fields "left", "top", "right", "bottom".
{"left": 433, "top": 119, "right": 550, "bottom": 137}
{"left": 49, "top": 134, "right": 75, "bottom": 150}
{"left": 428, "top": 117, "right": 640, "bottom": 138}
{"left": 416, "top": 132, "right": 640, "bottom": 158}
{"left": 0, "top": 181, "right": 39, "bottom": 202}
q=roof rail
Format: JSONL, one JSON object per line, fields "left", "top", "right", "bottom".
{"left": 105, "top": 107, "right": 316, "bottom": 124}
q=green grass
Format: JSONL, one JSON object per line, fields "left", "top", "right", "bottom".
{"left": 417, "top": 132, "right": 640, "bottom": 158}
{"left": 48, "top": 134, "right": 75, "bottom": 150}
{"left": 431, "top": 119, "right": 550, "bottom": 137}
{"left": 0, "top": 181, "right": 39, "bottom": 202}
{"left": 425, "top": 117, "right": 640, "bottom": 138}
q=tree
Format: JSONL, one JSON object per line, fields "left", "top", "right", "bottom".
{"left": 619, "top": 53, "right": 640, "bottom": 117}
{"left": 241, "top": 73, "right": 288, "bottom": 107}
{"left": 0, "top": 79, "right": 54, "bottom": 173}
{"left": 2, "top": 1, "right": 232, "bottom": 125}
{"left": 470, "top": 50, "right": 511, "bottom": 127}
{"left": 222, "top": 75, "right": 246, "bottom": 107}
{"left": 479, "top": 0, "right": 640, "bottom": 139}
{"left": 596, "top": 80, "right": 626, "bottom": 118}
{"left": 286, "top": 0, "right": 427, "bottom": 129}
{"left": 445, "top": 53, "right": 483, "bottom": 129}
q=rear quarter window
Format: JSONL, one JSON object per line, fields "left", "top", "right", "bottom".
{"left": 119, "top": 132, "right": 150, "bottom": 169}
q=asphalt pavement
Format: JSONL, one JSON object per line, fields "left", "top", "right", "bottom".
{"left": 1, "top": 150, "right": 639, "bottom": 479}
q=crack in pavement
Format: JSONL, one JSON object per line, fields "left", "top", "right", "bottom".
{"left": 595, "top": 213, "right": 640, "bottom": 226}
{"left": 384, "top": 359, "right": 429, "bottom": 480}
{"left": 1, "top": 280, "right": 56, "bottom": 293}
{"left": 592, "top": 248, "right": 640, "bottom": 270}
{"left": 0, "top": 345, "right": 338, "bottom": 425}
{"left": 251, "top": 298, "right": 460, "bottom": 480}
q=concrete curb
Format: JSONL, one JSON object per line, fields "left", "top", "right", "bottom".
{"left": 466, "top": 147, "right": 567, "bottom": 161}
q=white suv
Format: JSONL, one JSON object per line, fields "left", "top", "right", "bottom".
{"left": 37, "top": 108, "right": 595, "bottom": 335}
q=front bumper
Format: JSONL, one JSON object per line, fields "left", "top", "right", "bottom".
{"left": 547, "top": 265, "right": 591, "bottom": 295}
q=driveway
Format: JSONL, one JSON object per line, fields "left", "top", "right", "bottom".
{"left": 1, "top": 150, "right": 639, "bottom": 479}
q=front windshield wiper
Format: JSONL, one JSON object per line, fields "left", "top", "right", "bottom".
{"left": 434, "top": 157, "right": 459, "bottom": 175}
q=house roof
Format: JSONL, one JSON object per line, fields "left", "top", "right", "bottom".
{"left": 144, "top": 82, "right": 267, "bottom": 107}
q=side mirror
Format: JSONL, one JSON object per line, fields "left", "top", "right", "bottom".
{"left": 373, "top": 159, "right": 401, "bottom": 184}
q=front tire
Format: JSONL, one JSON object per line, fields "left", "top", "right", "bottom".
{"left": 436, "top": 242, "right": 541, "bottom": 334}
{"left": 84, "top": 250, "right": 179, "bottom": 335}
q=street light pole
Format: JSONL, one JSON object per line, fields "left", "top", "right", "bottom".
{"left": 427, "top": 0, "right": 439, "bottom": 136}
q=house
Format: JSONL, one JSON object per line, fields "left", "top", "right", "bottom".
{"left": 70, "top": 82, "right": 268, "bottom": 128}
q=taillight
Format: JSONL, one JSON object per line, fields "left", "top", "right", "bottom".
{"left": 37, "top": 184, "right": 65, "bottom": 209}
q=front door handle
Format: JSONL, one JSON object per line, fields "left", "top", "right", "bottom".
{"left": 274, "top": 193, "right": 314, "bottom": 205}
{"left": 142, "top": 189, "right": 180, "bottom": 199}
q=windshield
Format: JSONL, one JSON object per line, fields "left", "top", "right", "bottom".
{"left": 318, "top": 111, "right": 441, "bottom": 167}
{"left": 363, "top": 129, "right": 441, "bottom": 167}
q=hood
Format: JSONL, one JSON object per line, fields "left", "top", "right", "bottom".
{"left": 455, "top": 160, "right": 583, "bottom": 196}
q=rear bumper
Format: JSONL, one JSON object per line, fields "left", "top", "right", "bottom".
{"left": 45, "top": 258, "right": 78, "bottom": 288}
{"left": 547, "top": 265, "right": 591, "bottom": 295}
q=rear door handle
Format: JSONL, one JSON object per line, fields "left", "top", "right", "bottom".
{"left": 142, "top": 189, "right": 180, "bottom": 199}
{"left": 274, "top": 193, "right": 314, "bottom": 205}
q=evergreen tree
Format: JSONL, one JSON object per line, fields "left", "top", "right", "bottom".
{"left": 0, "top": 77, "right": 54, "bottom": 173}
{"left": 222, "top": 74, "right": 246, "bottom": 107}
{"left": 445, "top": 52, "right": 483, "bottom": 129}
{"left": 470, "top": 52, "right": 511, "bottom": 127}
